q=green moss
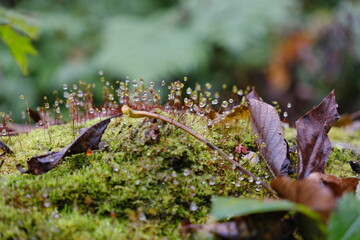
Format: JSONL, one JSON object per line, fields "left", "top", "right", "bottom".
{"left": 0, "top": 113, "right": 358, "bottom": 239}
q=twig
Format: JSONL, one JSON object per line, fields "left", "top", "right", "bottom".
{"left": 121, "top": 105, "right": 276, "bottom": 196}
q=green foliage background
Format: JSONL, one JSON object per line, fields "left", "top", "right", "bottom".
{"left": 0, "top": 0, "right": 359, "bottom": 121}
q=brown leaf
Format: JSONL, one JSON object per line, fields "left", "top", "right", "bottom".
{"left": 296, "top": 91, "right": 339, "bottom": 179}
{"left": 271, "top": 175, "right": 336, "bottom": 222}
{"left": 0, "top": 140, "right": 13, "bottom": 154}
{"left": 248, "top": 98, "right": 289, "bottom": 177}
{"left": 311, "top": 172, "right": 359, "bottom": 197}
{"left": 16, "top": 114, "right": 121, "bottom": 175}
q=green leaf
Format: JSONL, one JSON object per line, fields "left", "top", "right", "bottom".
{"left": 328, "top": 194, "right": 360, "bottom": 240}
{"left": 0, "top": 6, "right": 38, "bottom": 38}
{"left": 93, "top": 13, "right": 207, "bottom": 80}
{"left": 211, "top": 196, "right": 318, "bottom": 220}
{"left": 0, "top": 25, "right": 37, "bottom": 75}
{"left": 211, "top": 197, "right": 327, "bottom": 240}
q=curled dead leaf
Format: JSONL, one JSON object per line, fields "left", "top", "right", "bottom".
{"left": 16, "top": 114, "right": 121, "bottom": 175}
{"left": 296, "top": 90, "right": 339, "bottom": 179}
{"left": 248, "top": 96, "right": 290, "bottom": 177}
{"left": 271, "top": 175, "right": 336, "bottom": 222}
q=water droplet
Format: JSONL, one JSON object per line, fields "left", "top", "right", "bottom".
{"left": 225, "top": 123, "right": 230, "bottom": 129}
{"left": 161, "top": 80, "right": 166, "bottom": 86}
{"left": 149, "top": 82, "right": 155, "bottom": 88}
{"left": 26, "top": 194, "right": 31, "bottom": 198}
{"left": 89, "top": 108, "right": 94, "bottom": 114}
{"left": 205, "top": 83, "right": 212, "bottom": 89}
{"left": 235, "top": 182, "right": 241, "bottom": 187}
{"left": 114, "top": 168, "right": 119, "bottom": 172}
{"left": 186, "top": 87, "right": 192, "bottom": 95}
{"left": 190, "top": 202, "right": 198, "bottom": 211}
{"left": 287, "top": 103, "right": 292, "bottom": 108}
{"left": 44, "top": 202, "right": 51, "bottom": 208}
{"left": 283, "top": 111, "right": 288, "bottom": 118}
{"left": 229, "top": 98, "right": 234, "bottom": 104}
{"left": 135, "top": 180, "right": 141, "bottom": 185}
{"left": 98, "top": 70, "right": 104, "bottom": 76}
{"left": 138, "top": 212, "right": 147, "bottom": 221}
{"left": 228, "top": 153, "right": 234, "bottom": 159}
{"left": 183, "top": 169, "right": 190, "bottom": 176}
{"left": 212, "top": 99, "right": 218, "bottom": 105}
{"left": 62, "top": 84, "right": 68, "bottom": 90}
{"left": 255, "top": 180, "right": 261, "bottom": 185}
{"left": 209, "top": 176, "right": 216, "bottom": 186}
{"left": 2, "top": 129, "right": 7, "bottom": 136}
{"left": 184, "top": 76, "right": 188, "bottom": 82}
{"left": 63, "top": 92, "right": 69, "bottom": 98}
{"left": 237, "top": 90, "right": 244, "bottom": 96}
{"left": 221, "top": 101, "right": 228, "bottom": 108}
{"left": 238, "top": 176, "right": 245, "bottom": 181}
{"left": 44, "top": 103, "right": 50, "bottom": 109}
{"left": 19, "top": 95, "right": 25, "bottom": 100}
{"left": 102, "top": 108, "right": 107, "bottom": 114}
{"left": 132, "top": 79, "right": 138, "bottom": 87}
{"left": 248, "top": 177, "right": 254, "bottom": 183}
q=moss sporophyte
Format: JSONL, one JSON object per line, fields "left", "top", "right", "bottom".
{"left": 0, "top": 77, "right": 357, "bottom": 239}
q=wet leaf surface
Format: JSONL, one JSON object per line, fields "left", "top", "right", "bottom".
{"left": 248, "top": 98, "right": 290, "bottom": 177}
{"left": 271, "top": 175, "right": 336, "bottom": 222}
{"left": 296, "top": 91, "right": 339, "bottom": 179}
{"left": 16, "top": 114, "right": 121, "bottom": 175}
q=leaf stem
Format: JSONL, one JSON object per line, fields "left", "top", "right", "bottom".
{"left": 121, "top": 105, "right": 276, "bottom": 195}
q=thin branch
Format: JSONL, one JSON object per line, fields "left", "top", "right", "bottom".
{"left": 121, "top": 105, "right": 276, "bottom": 196}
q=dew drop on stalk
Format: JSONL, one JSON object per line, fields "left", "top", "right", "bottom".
{"left": 183, "top": 76, "right": 188, "bottom": 82}
{"left": 98, "top": 70, "right": 104, "bottom": 76}
{"left": 89, "top": 108, "right": 94, "bottom": 114}
{"left": 248, "top": 177, "right": 254, "bottom": 183}
{"left": 225, "top": 123, "right": 230, "bottom": 129}
{"left": 62, "top": 84, "right": 68, "bottom": 90}
{"left": 149, "top": 82, "right": 155, "bottom": 88}
{"left": 287, "top": 103, "right": 292, "bottom": 108}
{"left": 183, "top": 169, "right": 190, "bottom": 176}
{"left": 229, "top": 98, "right": 234, "bottom": 104}
{"left": 44, "top": 202, "right": 51, "bottom": 208}
{"left": 283, "top": 111, "right": 288, "bottom": 118}
{"left": 221, "top": 101, "right": 228, "bottom": 108}
{"left": 2, "top": 129, "right": 7, "bottom": 136}
{"left": 186, "top": 87, "right": 192, "bottom": 95}
{"left": 235, "top": 182, "right": 241, "bottom": 187}
{"left": 255, "top": 180, "right": 261, "bottom": 185}
{"left": 19, "top": 95, "right": 25, "bottom": 100}
{"left": 63, "top": 92, "right": 69, "bottom": 98}
{"left": 161, "top": 80, "right": 166, "bottom": 86}
{"left": 212, "top": 99, "right": 218, "bottom": 105}
{"left": 237, "top": 89, "right": 243, "bottom": 96}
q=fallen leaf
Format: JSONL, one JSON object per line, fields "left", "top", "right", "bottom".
{"left": 296, "top": 90, "right": 339, "bottom": 179}
{"left": 271, "top": 175, "right": 336, "bottom": 222}
{"left": 348, "top": 161, "right": 360, "bottom": 174}
{"left": 0, "top": 140, "right": 13, "bottom": 155}
{"left": 248, "top": 98, "right": 290, "bottom": 177}
{"left": 314, "top": 172, "right": 359, "bottom": 197}
{"left": 16, "top": 114, "right": 121, "bottom": 175}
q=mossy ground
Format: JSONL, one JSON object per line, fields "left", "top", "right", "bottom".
{"left": 0, "top": 113, "right": 358, "bottom": 239}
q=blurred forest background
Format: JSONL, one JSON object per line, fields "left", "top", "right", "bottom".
{"left": 0, "top": 0, "right": 359, "bottom": 123}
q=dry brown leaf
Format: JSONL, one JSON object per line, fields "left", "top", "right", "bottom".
{"left": 296, "top": 91, "right": 339, "bottom": 179}
{"left": 271, "top": 175, "right": 336, "bottom": 222}
{"left": 248, "top": 98, "right": 289, "bottom": 177}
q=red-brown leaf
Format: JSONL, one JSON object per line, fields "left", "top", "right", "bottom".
{"left": 271, "top": 175, "right": 336, "bottom": 222}
{"left": 295, "top": 91, "right": 339, "bottom": 179}
{"left": 248, "top": 98, "right": 289, "bottom": 177}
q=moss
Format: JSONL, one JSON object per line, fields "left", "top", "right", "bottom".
{"left": 0, "top": 112, "right": 358, "bottom": 239}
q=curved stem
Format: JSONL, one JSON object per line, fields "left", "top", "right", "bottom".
{"left": 121, "top": 105, "right": 276, "bottom": 196}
